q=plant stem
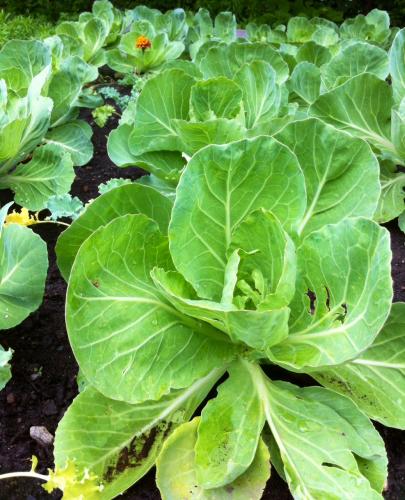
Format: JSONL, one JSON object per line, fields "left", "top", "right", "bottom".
{"left": 0, "top": 471, "right": 49, "bottom": 482}
{"left": 34, "top": 220, "right": 70, "bottom": 228}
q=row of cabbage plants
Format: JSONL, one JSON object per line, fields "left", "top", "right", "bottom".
{"left": 0, "top": 3, "right": 404, "bottom": 499}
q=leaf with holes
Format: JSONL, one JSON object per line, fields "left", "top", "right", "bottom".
{"left": 269, "top": 218, "right": 392, "bottom": 370}
{"left": 313, "top": 302, "right": 405, "bottom": 429}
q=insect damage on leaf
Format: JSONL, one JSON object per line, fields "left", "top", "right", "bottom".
{"left": 306, "top": 289, "right": 316, "bottom": 314}
{"left": 104, "top": 421, "right": 173, "bottom": 482}
{"left": 325, "top": 286, "right": 331, "bottom": 310}
{"left": 336, "top": 303, "right": 348, "bottom": 323}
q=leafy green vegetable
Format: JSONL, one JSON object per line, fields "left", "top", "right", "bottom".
{"left": 313, "top": 302, "right": 405, "bottom": 428}
{"left": 16, "top": 6, "right": 401, "bottom": 500}
{"left": 110, "top": 51, "right": 291, "bottom": 177}
{"left": 259, "top": 378, "right": 387, "bottom": 499}
{"left": 56, "top": 0, "right": 115, "bottom": 67}
{"left": 56, "top": 183, "right": 173, "bottom": 280}
{"left": 92, "top": 104, "right": 116, "bottom": 128}
{"left": 0, "top": 144, "right": 74, "bottom": 211}
{"left": 46, "top": 193, "right": 84, "bottom": 221}
{"left": 55, "top": 370, "right": 222, "bottom": 499}
{"left": 310, "top": 74, "right": 395, "bottom": 157}
{"left": 169, "top": 137, "right": 305, "bottom": 300}
{"left": 66, "top": 214, "right": 236, "bottom": 403}
{"left": 269, "top": 218, "right": 392, "bottom": 370}
{"left": 106, "top": 17, "right": 184, "bottom": 75}
{"left": 156, "top": 418, "right": 270, "bottom": 499}
{"left": 0, "top": 205, "right": 48, "bottom": 329}
{"left": 58, "top": 134, "right": 395, "bottom": 498}
{"left": 195, "top": 360, "right": 265, "bottom": 488}
{"left": 340, "top": 9, "right": 391, "bottom": 46}
{"left": 0, "top": 37, "right": 94, "bottom": 209}
{"left": 321, "top": 42, "right": 389, "bottom": 90}
{"left": 186, "top": 9, "right": 237, "bottom": 60}
{"left": 274, "top": 118, "right": 380, "bottom": 237}
{"left": 0, "top": 39, "right": 51, "bottom": 97}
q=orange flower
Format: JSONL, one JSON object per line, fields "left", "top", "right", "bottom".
{"left": 135, "top": 35, "right": 151, "bottom": 50}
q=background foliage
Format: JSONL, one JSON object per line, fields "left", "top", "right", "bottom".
{"left": 0, "top": 10, "right": 54, "bottom": 46}
{"left": 1, "top": 0, "right": 404, "bottom": 25}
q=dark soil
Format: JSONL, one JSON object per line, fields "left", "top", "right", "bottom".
{"left": 0, "top": 103, "right": 404, "bottom": 500}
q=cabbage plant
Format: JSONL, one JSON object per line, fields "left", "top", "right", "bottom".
{"left": 55, "top": 0, "right": 120, "bottom": 67}
{"left": 108, "top": 43, "right": 291, "bottom": 184}
{"left": 274, "top": 26, "right": 405, "bottom": 225}
{"left": 186, "top": 9, "right": 237, "bottom": 60}
{"left": 339, "top": 9, "right": 397, "bottom": 48}
{"left": 246, "top": 23, "right": 287, "bottom": 44}
{"left": 305, "top": 28, "right": 405, "bottom": 224}
{"left": 106, "top": 19, "right": 185, "bottom": 75}
{"left": 0, "top": 202, "right": 48, "bottom": 390}
{"left": 246, "top": 9, "right": 397, "bottom": 49}
{"left": 125, "top": 5, "right": 188, "bottom": 42}
{"left": 46, "top": 130, "right": 405, "bottom": 498}
{"left": 0, "top": 38, "right": 95, "bottom": 209}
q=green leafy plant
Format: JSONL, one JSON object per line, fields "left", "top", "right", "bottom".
{"left": 92, "top": 104, "right": 116, "bottom": 128}
{"left": 0, "top": 202, "right": 48, "bottom": 390}
{"left": 108, "top": 43, "right": 291, "bottom": 185}
{"left": 307, "top": 28, "right": 405, "bottom": 223}
{"left": 46, "top": 194, "right": 84, "bottom": 221}
{"left": 0, "top": 10, "right": 54, "bottom": 48}
{"left": 55, "top": 0, "right": 122, "bottom": 67}
{"left": 125, "top": 5, "right": 189, "bottom": 42}
{"left": 1, "top": 5, "right": 404, "bottom": 499}
{"left": 106, "top": 19, "right": 185, "bottom": 75}
{"left": 0, "top": 38, "right": 96, "bottom": 209}
{"left": 108, "top": 25, "right": 405, "bottom": 222}
{"left": 43, "top": 122, "right": 402, "bottom": 497}
{"left": 97, "top": 84, "right": 141, "bottom": 111}
{"left": 186, "top": 8, "right": 237, "bottom": 60}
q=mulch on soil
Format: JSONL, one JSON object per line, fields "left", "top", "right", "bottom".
{"left": 0, "top": 97, "right": 404, "bottom": 500}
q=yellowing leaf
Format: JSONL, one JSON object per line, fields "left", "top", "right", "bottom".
{"left": 42, "top": 460, "right": 103, "bottom": 500}
{"left": 5, "top": 208, "right": 39, "bottom": 227}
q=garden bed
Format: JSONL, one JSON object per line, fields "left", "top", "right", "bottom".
{"left": 0, "top": 106, "right": 404, "bottom": 500}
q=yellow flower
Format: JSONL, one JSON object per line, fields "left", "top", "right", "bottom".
{"left": 5, "top": 208, "right": 39, "bottom": 227}
{"left": 135, "top": 35, "right": 152, "bottom": 50}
